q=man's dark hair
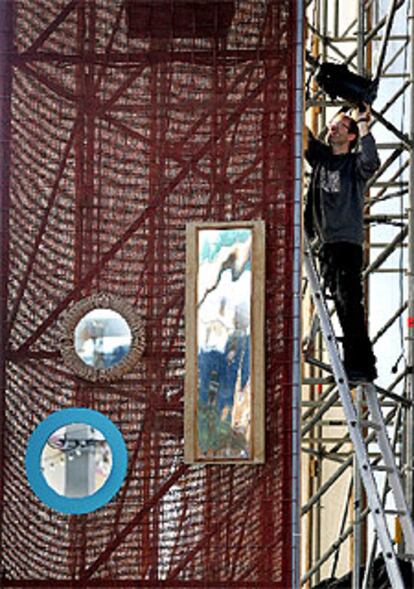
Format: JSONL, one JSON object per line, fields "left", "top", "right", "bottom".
{"left": 345, "top": 116, "right": 359, "bottom": 151}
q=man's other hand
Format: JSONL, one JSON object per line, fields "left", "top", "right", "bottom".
{"left": 353, "top": 103, "right": 371, "bottom": 124}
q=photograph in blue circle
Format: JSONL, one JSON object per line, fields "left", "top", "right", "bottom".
{"left": 25, "top": 408, "right": 128, "bottom": 514}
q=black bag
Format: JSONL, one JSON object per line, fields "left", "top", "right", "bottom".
{"left": 315, "top": 62, "right": 378, "bottom": 107}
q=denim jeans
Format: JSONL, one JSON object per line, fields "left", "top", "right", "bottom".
{"left": 319, "top": 242, "right": 377, "bottom": 378}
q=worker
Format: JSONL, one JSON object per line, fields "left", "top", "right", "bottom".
{"left": 304, "top": 104, "right": 381, "bottom": 383}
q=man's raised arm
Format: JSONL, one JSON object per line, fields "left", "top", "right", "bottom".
{"left": 354, "top": 104, "right": 381, "bottom": 180}
{"left": 304, "top": 127, "right": 330, "bottom": 167}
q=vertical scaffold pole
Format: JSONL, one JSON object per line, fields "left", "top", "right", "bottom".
{"left": 352, "top": 3, "right": 366, "bottom": 585}
{"left": 292, "top": 1, "right": 305, "bottom": 587}
{"left": 406, "top": 0, "right": 414, "bottom": 519}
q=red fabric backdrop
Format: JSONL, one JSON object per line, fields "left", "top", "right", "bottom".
{"left": 0, "top": 1, "right": 298, "bottom": 586}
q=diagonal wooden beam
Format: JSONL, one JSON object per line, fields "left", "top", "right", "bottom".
{"left": 6, "top": 117, "right": 81, "bottom": 340}
{"left": 16, "top": 61, "right": 77, "bottom": 103}
{"left": 100, "top": 61, "right": 262, "bottom": 200}
{"left": 103, "top": 114, "right": 216, "bottom": 189}
{"left": 15, "top": 64, "right": 281, "bottom": 354}
{"left": 102, "top": 60, "right": 258, "bottom": 157}
{"left": 229, "top": 154, "right": 262, "bottom": 190}
{"left": 15, "top": 63, "right": 147, "bottom": 116}
{"left": 166, "top": 472, "right": 267, "bottom": 581}
{"left": 22, "top": 0, "right": 78, "bottom": 55}
{"left": 165, "top": 496, "right": 190, "bottom": 577}
{"left": 102, "top": 114, "right": 151, "bottom": 146}
{"left": 97, "top": 65, "right": 148, "bottom": 115}
{"left": 108, "top": 295, "right": 185, "bottom": 537}
{"left": 172, "top": 62, "right": 257, "bottom": 152}
{"left": 78, "top": 463, "right": 189, "bottom": 583}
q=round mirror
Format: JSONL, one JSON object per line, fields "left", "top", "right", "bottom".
{"left": 74, "top": 309, "right": 132, "bottom": 369}
{"left": 59, "top": 294, "right": 145, "bottom": 382}
{"left": 26, "top": 408, "right": 128, "bottom": 514}
{"left": 41, "top": 423, "right": 113, "bottom": 498}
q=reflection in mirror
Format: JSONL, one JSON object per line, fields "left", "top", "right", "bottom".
{"left": 74, "top": 309, "right": 132, "bottom": 369}
{"left": 41, "top": 424, "right": 113, "bottom": 498}
{"left": 197, "top": 228, "right": 252, "bottom": 460}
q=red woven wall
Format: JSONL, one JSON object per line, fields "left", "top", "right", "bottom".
{"left": 0, "top": 1, "right": 298, "bottom": 586}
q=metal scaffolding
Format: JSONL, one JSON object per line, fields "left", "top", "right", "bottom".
{"left": 302, "top": 0, "right": 414, "bottom": 586}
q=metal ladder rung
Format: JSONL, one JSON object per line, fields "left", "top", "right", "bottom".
{"left": 358, "top": 419, "right": 381, "bottom": 431}
{"left": 385, "top": 509, "right": 407, "bottom": 516}
{"left": 372, "top": 464, "right": 396, "bottom": 474}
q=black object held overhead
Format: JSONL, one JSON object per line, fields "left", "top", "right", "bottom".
{"left": 315, "top": 62, "right": 379, "bottom": 108}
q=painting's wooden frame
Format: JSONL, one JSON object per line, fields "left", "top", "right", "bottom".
{"left": 184, "top": 221, "right": 265, "bottom": 464}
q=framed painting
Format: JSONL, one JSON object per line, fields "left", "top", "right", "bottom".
{"left": 185, "top": 221, "right": 265, "bottom": 464}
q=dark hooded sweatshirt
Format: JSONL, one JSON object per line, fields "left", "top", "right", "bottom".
{"left": 304, "top": 131, "right": 381, "bottom": 245}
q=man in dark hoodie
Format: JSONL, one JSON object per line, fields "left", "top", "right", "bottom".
{"left": 304, "top": 105, "right": 381, "bottom": 383}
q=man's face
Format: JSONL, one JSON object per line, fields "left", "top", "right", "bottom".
{"left": 327, "top": 115, "right": 355, "bottom": 149}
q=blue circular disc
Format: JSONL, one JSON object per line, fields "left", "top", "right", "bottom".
{"left": 25, "top": 408, "right": 128, "bottom": 514}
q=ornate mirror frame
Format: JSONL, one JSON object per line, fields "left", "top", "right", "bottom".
{"left": 60, "top": 293, "right": 145, "bottom": 382}
{"left": 184, "top": 221, "right": 265, "bottom": 464}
